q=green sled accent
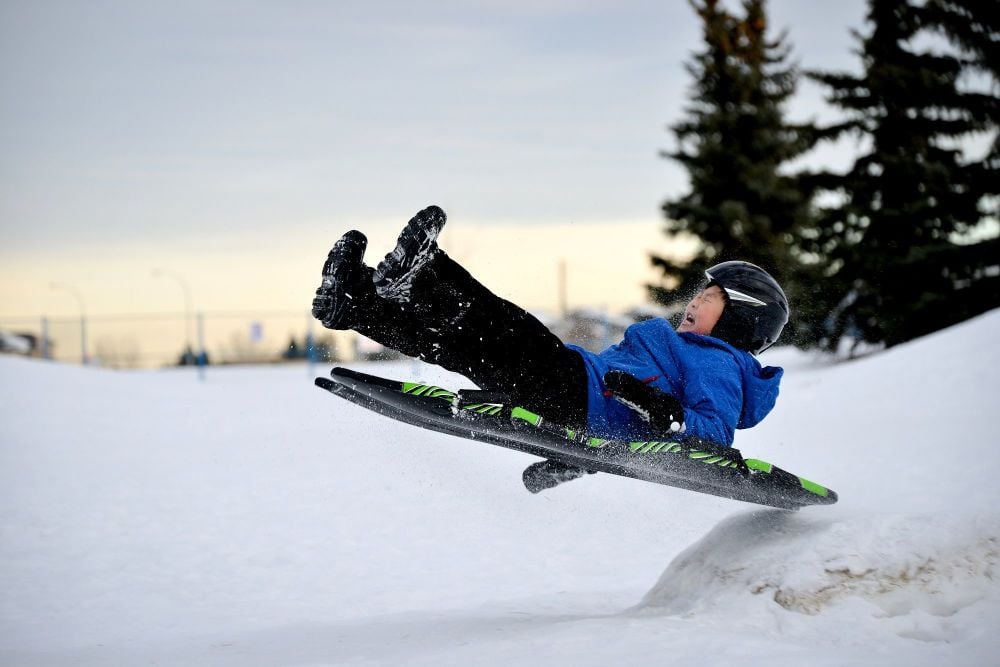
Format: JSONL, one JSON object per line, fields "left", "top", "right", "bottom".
{"left": 798, "top": 477, "right": 829, "bottom": 497}
{"left": 511, "top": 406, "right": 541, "bottom": 426}
{"left": 402, "top": 382, "right": 455, "bottom": 401}
{"left": 462, "top": 403, "right": 502, "bottom": 415}
{"left": 744, "top": 458, "right": 773, "bottom": 473}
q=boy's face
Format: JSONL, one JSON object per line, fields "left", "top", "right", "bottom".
{"left": 677, "top": 285, "right": 726, "bottom": 336}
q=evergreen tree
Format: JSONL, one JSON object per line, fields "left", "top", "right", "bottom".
{"left": 651, "top": 0, "right": 817, "bottom": 331}
{"left": 805, "top": 0, "right": 999, "bottom": 351}
{"left": 921, "top": 0, "right": 1000, "bottom": 231}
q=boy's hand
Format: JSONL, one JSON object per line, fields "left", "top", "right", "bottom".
{"left": 604, "top": 370, "right": 686, "bottom": 435}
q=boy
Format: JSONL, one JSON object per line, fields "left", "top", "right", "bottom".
{"left": 312, "top": 206, "right": 787, "bottom": 485}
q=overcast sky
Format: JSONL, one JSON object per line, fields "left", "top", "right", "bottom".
{"left": 0, "top": 0, "right": 871, "bottom": 319}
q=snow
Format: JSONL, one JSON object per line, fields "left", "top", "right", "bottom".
{"left": 1, "top": 310, "right": 999, "bottom": 666}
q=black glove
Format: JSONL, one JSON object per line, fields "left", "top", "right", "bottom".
{"left": 603, "top": 370, "right": 686, "bottom": 435}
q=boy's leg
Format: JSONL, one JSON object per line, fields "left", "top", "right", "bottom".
{"left": 341, "top": 255, "right": 587, "bottom": 428}
{"left": 314, "top": 211, "right": 589, "bottom": 428}
{"left": 314, "top": 234, "right": 593, "bottom": 491}
{"left": 403, "top": 251, "right": 589, "bottom": 429}
{"left": 312, "top": 230, "right": 442, "bottom": 360}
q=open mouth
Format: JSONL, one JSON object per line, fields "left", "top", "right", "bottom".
{"left": 684, "top": 313, "right": 695, "bottom": 324}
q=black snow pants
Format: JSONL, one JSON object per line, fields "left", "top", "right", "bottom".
{"left": 350, "top": 252, "right": 589, "bottom": 429}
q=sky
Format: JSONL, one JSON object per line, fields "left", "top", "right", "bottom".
{"left": 0, "top": 0, "right": 872, "bottom": 328}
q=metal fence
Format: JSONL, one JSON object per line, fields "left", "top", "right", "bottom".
{"left": 1, "top": 305, "right": 653, "bottom": 373}
{"left": 0, "top": 310, "right": 360, "bottom": 370}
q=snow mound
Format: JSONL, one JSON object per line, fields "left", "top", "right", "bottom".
{"left": 635, "top": 310, "right": 1000, "bottom": 649}
{"left": 640, "top": 511, "right": 999, "bottom": 618}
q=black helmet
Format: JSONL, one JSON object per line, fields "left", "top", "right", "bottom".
{"left": 704, "top": 261, "right": 788, "bottom": 355}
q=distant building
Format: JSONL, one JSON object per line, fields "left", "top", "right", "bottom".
{"left": 545, "top": 303, "right": 682, "bottom": 353}
{"left": 623, "top": 302, "right": 680, "bottom": 324}
{"left": 0, "top": 331, "right": 50, "bottom": 357}
{"left": 334, "top": 303, "right": 682, "bottom": 361}
{"left": 547, "top": 308, "right": 633, "bottom": 353}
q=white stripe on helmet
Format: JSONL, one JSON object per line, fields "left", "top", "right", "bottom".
{"left": 723, "top": 287, "right": 767, "bottom": 306}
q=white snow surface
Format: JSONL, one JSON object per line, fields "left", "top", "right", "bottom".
{"left": 2, "top": 310, "right": 999, "bottom": 666}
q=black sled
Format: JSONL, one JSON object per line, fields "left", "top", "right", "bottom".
{"left": 316, "top": 367, "right": 837, "bottom": 510}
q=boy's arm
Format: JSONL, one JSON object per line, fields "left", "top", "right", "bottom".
{"left": 604, "top": 371, "right": 685, "bottom": 434}
{"left": 677, "top": 395, "right": 737, "bottom": 445}
{"left": 681, "top": 361, "right": 745, "bottom": 444}
{"left": 604, "top": 370, "right": 739, "bottom": 445}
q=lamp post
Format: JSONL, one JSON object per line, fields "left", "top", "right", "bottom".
{"left": 152, "top": 268, "right": 193, "bottom": 353}
{"left": 49, "top": 282, "right": 88, "bottom": 365}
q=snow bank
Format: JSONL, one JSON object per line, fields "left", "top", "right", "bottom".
{"left": 1, "top": 310, "right": 999, "bottom": 666}
{"left": 639, "top": 511, "right": 999, "bottom": 636}
{"left": 632, "top": 309, "right": 1000, "bottom": 661}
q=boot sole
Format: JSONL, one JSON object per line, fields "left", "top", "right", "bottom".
{"left": 373, "top": 206, "right": 447, "bottom": 302}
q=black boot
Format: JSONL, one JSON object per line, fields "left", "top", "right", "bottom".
{"left": 522, "top": 459, "right": 594, "bottom": 493}
{"left": 312, "top": 230, "right": 371, "bottom": 330}
{"left": 372, "top": 205, "right": 447, "bottom": 303}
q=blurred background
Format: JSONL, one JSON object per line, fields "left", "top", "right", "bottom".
{"left": 1, "top": 0, "right": 996, "bottom": 368}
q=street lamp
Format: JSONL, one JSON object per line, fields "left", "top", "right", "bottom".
{"left": 49, "top": 282, "right": 88, "bottom": 365}
{"left": 152, "top": 268, "right": 193, "bottom": 352}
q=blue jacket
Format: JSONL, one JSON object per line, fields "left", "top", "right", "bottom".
{"left": 567, "top": 318, "right": 783, "bottom": 446}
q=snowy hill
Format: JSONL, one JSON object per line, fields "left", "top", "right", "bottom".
{"left": 1, "top": 310, "right": 998, "bottom": 666}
